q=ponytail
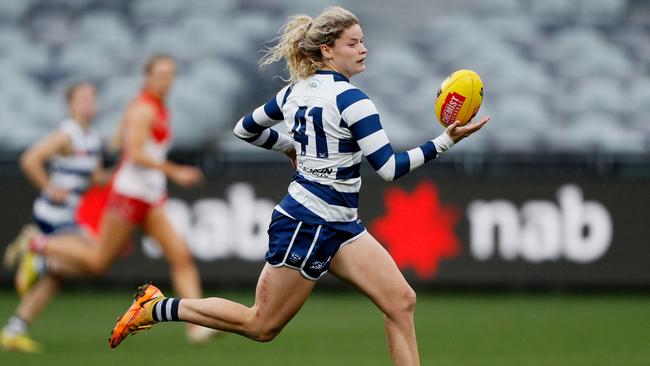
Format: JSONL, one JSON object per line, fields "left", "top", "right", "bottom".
{"left": 260, "top": 7, "right": 359, "bottom": 84}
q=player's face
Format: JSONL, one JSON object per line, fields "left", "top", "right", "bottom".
{"left": 328, "top": 24, "right": 366, "bottom": 78}
{"left": 147, "top": 59, "right": 176, "bottom": 97}
{"left": 69, "top": 84, "right": 97, "bottom": 122}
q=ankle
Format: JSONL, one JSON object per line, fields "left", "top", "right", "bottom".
{"left": 152, "top": 298, "right": 182, "bottom": 322}
{"left": 3, "top": 315, "right": 28, "bottom": 336}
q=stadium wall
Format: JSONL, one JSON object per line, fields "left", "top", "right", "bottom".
{"left": 1, "top": 162, "right": 648, "bottom": 290}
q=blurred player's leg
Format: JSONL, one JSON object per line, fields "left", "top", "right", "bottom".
{"left": 142, "top": 206, "right": 214, "bottom": 343}
{"left": 3, "top": 223, "right": 90, "bottom": 352}
{"left": 6, "top": 234, "right": 103, "bottom": 352}
{"left": 329, "top": 233, "right": 420, "bottom": 366}
{"left": 0, "top": 276, "right": 59, "bottom": 353}
{"left": 143, "top": 207, "right": 201, "bottom": 300}
{"left": 43, "top": 255, "right": 91, "bottom": 278}
{"left": 110, "top": 264, "right": 315, "bottom": 347}
{"left": 15, "top": 252, "right": 45, "bottom": 296}
{"left": 16, "top": 276, "right": 60, "bottom": 322}
{"left": 41, "top": 213, "right": 135, "bottom": 277}
{"left": 0, "top": 318, "right": 42, "bottom": 353}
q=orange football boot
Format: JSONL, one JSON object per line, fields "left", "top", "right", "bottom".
{"left": 109, "top": 283, "right": 163, "bottom": 348}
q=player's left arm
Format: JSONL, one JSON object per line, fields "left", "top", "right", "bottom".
{"left": 341, "top": 89, "right": 488, "bottom": 181}
{"left": 445, "top": 117, "right": 490, "bottom": 143}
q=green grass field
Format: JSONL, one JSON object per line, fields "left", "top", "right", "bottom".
{"left": 1, "top": 289, "right": 648, "bottom": 366}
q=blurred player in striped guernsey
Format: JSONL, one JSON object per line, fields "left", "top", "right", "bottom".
{"left": 110, "top": 7, "right": 489, "bottom": 364}
{"left": 10, "top": 55, "right": 216, "bottom": 346}
{"left": 1, "top": 82, "right": 107, "bottom": 352}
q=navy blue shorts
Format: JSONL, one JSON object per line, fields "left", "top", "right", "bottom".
{"left": 33, "top": 215, "right": 78, "bottom": 235}
{"left": 266, "top": 210, "right": 366, "bottom": 280}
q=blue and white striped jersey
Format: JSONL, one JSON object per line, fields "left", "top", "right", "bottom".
{"left": 33, "top": 119, "right": 101, "bottom": 226}
{"left": 234, "top": 70, "right": 450, "bottom": 224}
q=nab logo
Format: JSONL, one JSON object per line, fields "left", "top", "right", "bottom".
{"left": 468, "top": 184, "right": 612, "bottom": 263}
{"left": 370, "top": 181, "right": 461, "bottom": 279}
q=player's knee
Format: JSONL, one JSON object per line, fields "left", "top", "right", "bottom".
{"left": 244, "top": 314, "right": 282, "bottom": 342}
{"left": 252, "top": 326, "right": 280, "bottom": 343}
{"left": 402, "top": 287, "right": 417, "bottom": 313}
{"left": 386, "top": 286, "right": 417, "bottom": 318}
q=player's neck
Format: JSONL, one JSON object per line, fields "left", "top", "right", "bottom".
{"left": 320, "top": 63, "right": 351, "bottom": 80}
{"left": 143, "top": 87, "right": 166, "bottom": 101}
{"left": 71, "top": 114, "right": 91, "bottom": 130}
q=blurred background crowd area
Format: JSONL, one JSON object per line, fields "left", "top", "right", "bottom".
{"left": 0, "top": 0, "right": 649, "bottom": 158}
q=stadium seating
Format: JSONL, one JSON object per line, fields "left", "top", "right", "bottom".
{"left": 0, "top": 0, "right": 647, "bottom": 155}
{"left": 0, "top": 1, "right": 33, "bottom": 24}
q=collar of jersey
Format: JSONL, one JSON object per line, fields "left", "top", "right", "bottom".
{"left": 315, "top": 70, "right": 349, "bottom": 82}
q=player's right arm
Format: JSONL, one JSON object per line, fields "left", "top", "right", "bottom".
{"left": 124, "top": 103, "right": 202, "bottom": 187}
{"left": 233, "top": 85, "right": 296, "bottom": 167}
{"left": 20, "top": 130, "right": 73, "bottom": 202}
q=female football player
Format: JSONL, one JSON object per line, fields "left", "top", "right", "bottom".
{"left": 1, "top": 82, "right": 105, "bottom": 352}
{"left": 109, "top": 7, "right": 489, "bottom": 365}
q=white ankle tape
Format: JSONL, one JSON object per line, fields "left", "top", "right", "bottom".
{"left": 432, "top": 132, "right": 454, "bottom": 154}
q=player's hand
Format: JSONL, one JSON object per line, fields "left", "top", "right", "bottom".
{"left": 446, "top": 116, "right": 490, "bottom": 143}
{"left": 44, "top": 185, "right": 69, "bottom": 203}
{"left": 170, "top": 165, "right": 203, "bottom": 187}
{"left": 285, "top": 148, "right": 297, "bottom": 169}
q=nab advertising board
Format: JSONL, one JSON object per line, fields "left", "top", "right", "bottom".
{"left": 0, "top": 166, "right": 648, "bottom": 288}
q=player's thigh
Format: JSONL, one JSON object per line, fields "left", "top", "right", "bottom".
{"left": 94, "top": 211, "right": 136, "bottom": 267}
{"left": 329, "top": 232, "right": 414, "bottom": 313}
{"left": 142, "top": 206, "right": 192, "bottom": 263}
{"left": 250, "top": 263, "right": 316, "bottom": 331}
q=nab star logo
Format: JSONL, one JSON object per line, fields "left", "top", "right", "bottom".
{"left": 370, "top": 181, "right": 461, "bottom": 280}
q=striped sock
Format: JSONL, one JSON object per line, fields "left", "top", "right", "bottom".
{"left": 152, "top": 298, "right": 181, "bottom": 322}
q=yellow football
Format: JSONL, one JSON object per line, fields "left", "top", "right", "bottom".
{"left": 434, "top": 69, "right": 484, "bottom": 127}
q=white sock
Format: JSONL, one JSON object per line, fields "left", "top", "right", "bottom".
{"left": 3, "top": 315, "right": 28, "bottom": 336}
{"left": 34, "top": 255, "right": 47, "bottom": 276}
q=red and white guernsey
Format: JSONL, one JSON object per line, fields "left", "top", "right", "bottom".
{"left": 112, "top": 91, "right": 172, "bottom": 204}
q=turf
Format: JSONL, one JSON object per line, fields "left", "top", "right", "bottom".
{"left": 0, "top": 289, "right": 648, "bottom": 365}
